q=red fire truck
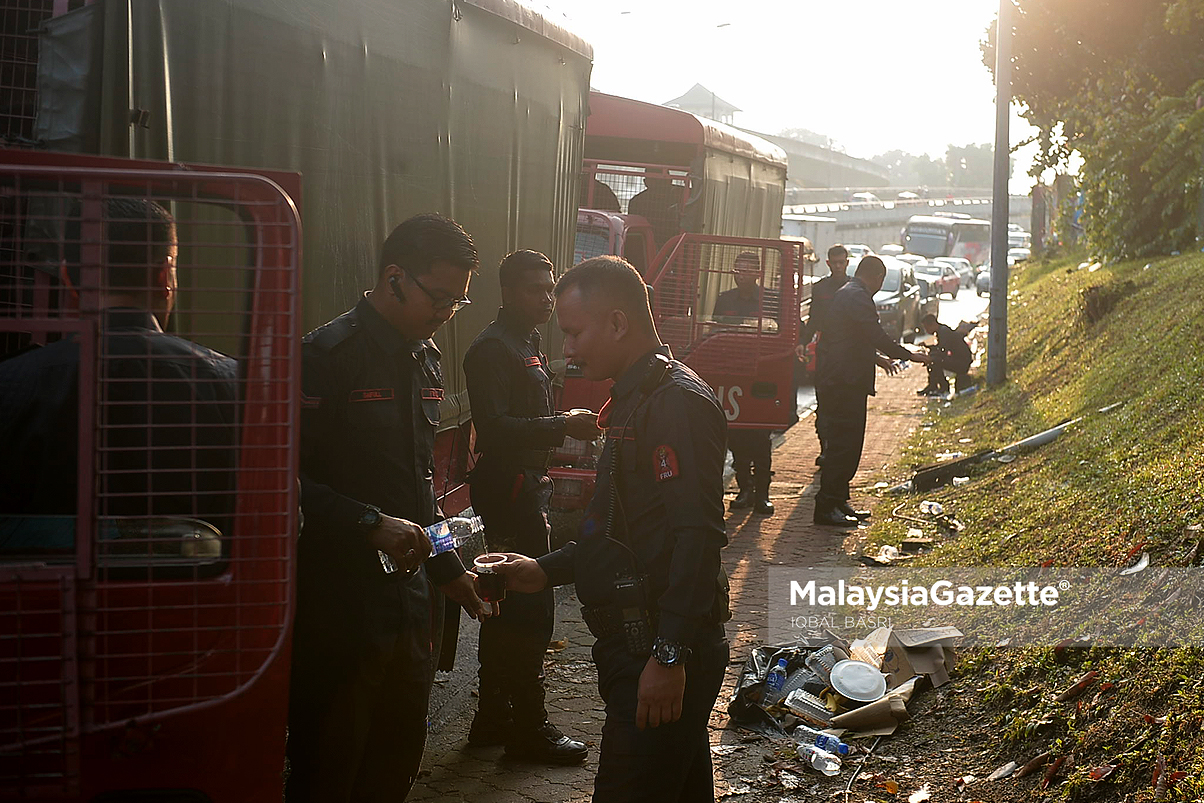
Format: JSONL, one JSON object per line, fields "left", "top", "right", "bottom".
{"left": 1, "top": 0, "right": 592, "bottom": 798}
{"left": 551, "top": 92, "right": 815, "bottom": 508}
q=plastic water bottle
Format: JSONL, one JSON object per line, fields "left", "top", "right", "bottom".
{"left": 378, "top": 514, "right": 485, "bottom": 573}
{"left": 919, "top": 500, "right": 944, "bottom": 516}
{"left": 794, "top": 724, "right": 850, "bottom": 756}
{"left": 764, "top": 658, "right": 788, "bottom": 705}
{"left": 800, "top": 744, "right": 842, "bottom": 776}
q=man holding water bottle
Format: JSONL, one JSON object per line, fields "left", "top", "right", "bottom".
{"left": 289, "top": 215, "right": 494, "bottom": 802}
{"left": 463, "top": 250, "right": 598, "bottom": 763}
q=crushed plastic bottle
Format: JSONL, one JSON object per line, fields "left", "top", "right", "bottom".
{"left": 794, "top": 724, "right": 850, "bottom": 756}
{"left": 800, "top": 743, "right": 842, "bottom": 776}
{"left": 763, "top": 658, "right": 788, "bottom": 705}
{"left": 919, "top": 500, "right": 944, "bottom": 516}
{"left": 378, "top": 514, "right": 486, "bottom": 573}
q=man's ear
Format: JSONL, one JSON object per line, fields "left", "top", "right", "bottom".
{"left": 608, "top": 308, "right": 630, "bottom": 341}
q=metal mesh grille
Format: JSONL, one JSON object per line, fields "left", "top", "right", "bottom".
{"left": 576, "top": 161, "right": 693, "bottom": 268}
{"left": 0, "top": 0, "right": 57, "bottom": 146}
{"left": 0, "top": 158, "right": 300, "bottom": 796}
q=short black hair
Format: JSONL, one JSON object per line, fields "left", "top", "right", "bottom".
{"left": 498, "top": 250, "right": 554, "bottom": 287}
{"left": 733, "top": 250, "right": 760, "bottom": 269}
{"left": 922, "top": 313, "right": 939, "bottom": 325}
{"left": 828, "top": 244, "right": 848, "bottom": 261}
{"left": 855, "top": 254, "right": 886, "bottom": 280}
{"left": 555, "top": 255, "right": 654, "bottom": 332}
{"left": 378, "top": 213, "right": 479, "bottom": 277}
{"left": 63, "top": 198, "right": 176, "bottom": 289}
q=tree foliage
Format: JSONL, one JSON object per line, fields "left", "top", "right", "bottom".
{"left": 871, "top": 144, "right": 1010, "bottom": 189}
{"left": 986, "top": 0, "right": 1204, "bottom": 260}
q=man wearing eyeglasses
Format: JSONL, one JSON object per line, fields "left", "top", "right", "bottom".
{"left": 288, "top": 214, "right": 493, "bottom": 803}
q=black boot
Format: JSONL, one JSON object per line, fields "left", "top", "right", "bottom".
{"left": 504, "top": 683, "right": 588, "bottom": 765}
{"left": 837, "top": 501, "right": 870, "bottom": 521}
{"left": 752, "top": 470, "right": 773, "bottom": 515}
{"left": 468, "top": 683, "right": 511, "bottom": 747}
{"left": 814, "top": 504, "right": 858, "bottom": 527}
{"left": 730, "top": 488, "right": 753, "bottom": 510}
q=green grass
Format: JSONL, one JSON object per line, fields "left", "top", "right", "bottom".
{"left": 865, "top": 248, "right": 1204, "bottom": 798}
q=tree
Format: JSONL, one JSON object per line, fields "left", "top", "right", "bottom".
{"left": 986, "top": 0, "right": 1204, "bottom": 259}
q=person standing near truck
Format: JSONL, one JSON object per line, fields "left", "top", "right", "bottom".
{"left": 288, "top": 214, "right": 494, "bottom": 803}
{"left": 798, "top": 244, "right": 851, "bottom": 466}
{"left": 495, "top": 255, "right": 731, "bottom": 802}
{"left": 714, "top": 251, "right": 775, "bottom": 515}
{"left": 462, "top": 250, "right": 597, "bottom": 763}
{"left": 813, "top": 255, "right": 928, "bottom": 528}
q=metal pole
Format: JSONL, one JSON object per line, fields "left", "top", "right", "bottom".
{"left": 987, "top": 0, "right": 1011, "bottom": 386}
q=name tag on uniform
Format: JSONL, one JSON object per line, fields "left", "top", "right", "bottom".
{"left": 349, "top": 388, "right": 394, "bottom": 402}
{"left": 653, "top": 444, "right": 680, "bottom": 482}
{"left": 421, "top": 388, "right": 444, "bottom": 401}
{"left": 524, "top": 356, "right": 542, "bottom": 367}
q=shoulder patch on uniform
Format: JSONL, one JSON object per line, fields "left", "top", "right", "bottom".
{"left": 653, "top": 444, "right": 680, "bottom": 482}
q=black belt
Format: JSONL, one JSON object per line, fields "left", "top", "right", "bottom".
{"left": 581, "top": 605, "right": 659, "bottom": 638}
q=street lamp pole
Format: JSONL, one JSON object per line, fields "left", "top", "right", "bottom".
{"left": 987, "top": 0, "right": 1012, "bottom": 386}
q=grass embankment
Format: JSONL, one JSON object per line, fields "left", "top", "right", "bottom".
{"left": 866, "top": 249, "right": 1204, "bottom": 799}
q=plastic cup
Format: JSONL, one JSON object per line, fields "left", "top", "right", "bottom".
{"left": 473, "top": 553, "right": 508, "bottom": 603}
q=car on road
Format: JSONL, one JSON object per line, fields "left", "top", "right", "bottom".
{"left": 976, "top": 266, "right": 996, "bottom": 296}
{"left": 873, "top": 256, "right": 929, "bottom": 342}
{"left": 878, "top": 243, "right": 904, "bottom": 255}
{"left": 845, "top": 243, "right": 874, "bottom": 261}
{"left": 934, "top": 256, "right": 975, "bottom": 288}
{"left": 1007, "top": 247, "right": 1031, "bottom": 266}
{"left": 914, "top": 260, "right": 961, "bottom": 298}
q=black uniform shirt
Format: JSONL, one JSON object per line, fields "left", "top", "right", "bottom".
{"left": 935, "top": 323, "right": 972, "bottom": 370}
{"left": 299, "top": 296, "right": 464, "bottom": 588}
{"left": 815, "top": 277, "right": 913, "bottom": 396}
{"left": 538, "top": 346, "right": 728, "bottom": 647}
{"left": 462, "top": 308, "right": 566, "bottom": 455}
{"left": 713, "top": 287, "right": 761, "bottom": 319}
{"left": 800, "top": 272, "right": 850, "bottom": 344}
{"left": 0, "top": 308, "right": 238, "bottom": 548}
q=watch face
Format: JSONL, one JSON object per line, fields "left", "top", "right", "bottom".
{"left": 655, "top": 642, "right": 678, "bottom": 664}
{"left": 360, "top": 507, "right": 381, "bottom": 527}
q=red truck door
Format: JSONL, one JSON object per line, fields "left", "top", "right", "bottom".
{"left": 649, "top": 233, "right": 801, "bottom": 429}
{"left": 0, "top": 151, "right": 301, "bottom": 801}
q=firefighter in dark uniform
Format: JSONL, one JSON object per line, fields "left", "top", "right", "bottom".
{"left": 0, "top": 198, "right": 238, "bottom": 544}
{"left": 287, "top": 214, "right": 495, "bottom": 803}
{"left": 813, "top": 255, "right": 928, "bottom": 528}
{"left": 462, "top": 250, "right": 597, "bottom": 762}
{"left": 713, "top": 251, "right": 774, "bottom": 516}
{"left": 797, "top": 244, "right": 852, "bottom": 465}
{"left": 917, "top": 313, "right": 973, "bottom": 395}
{"left": 496, "top": 255, "right": 731, "bottom": 803}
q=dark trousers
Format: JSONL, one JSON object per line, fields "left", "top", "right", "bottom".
{"left": 814, "top": 383, "right": 832, "bottom": 456}
{"left": 728, "top": 429, "right": 772, "bottom": 496}
{"left": 286, "top": 571, "right": 435, "bottom": 803}
{"left": 816, "top": 383, "right": 868, "bottom": 511}
{"left": 470, "top": 462, "right": 555, "bottom": 726}
{"left": 592, "top": 628, "right": 729, "bottom": 803}
{"left": 926, "top": 350, "right": 971, "bottom": 392}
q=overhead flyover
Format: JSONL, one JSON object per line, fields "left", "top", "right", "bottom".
{"left": 740, "top": 130, "right": 891, "bottom": 189}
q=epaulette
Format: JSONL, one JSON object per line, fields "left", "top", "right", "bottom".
{"left": 303, "top": 309, "right": 359, "bottom": 351}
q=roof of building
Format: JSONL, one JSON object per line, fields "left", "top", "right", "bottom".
{"left": 663, "top": 83, "right": 741, "bottom": 115}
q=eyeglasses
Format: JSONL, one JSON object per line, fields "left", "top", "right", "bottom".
{"left": 405, "top": 267, "right": 471, "bottom": 312}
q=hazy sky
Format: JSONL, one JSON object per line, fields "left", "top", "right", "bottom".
{"left": 540, "top": 0, "right": 1040, "bottom": 189}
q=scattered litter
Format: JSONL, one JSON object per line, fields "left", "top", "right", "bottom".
{"left": 546, "top": 639, "right": 567, "bottom": 652}
{"left": 901, "top": 536, "right": 934, "bottom": 554}
{"left": 906, "top": 527, "right": 924, "bottom": 538}
{"left": 1143, "top": 714, "right": 1167, "bottom": 725}
{"left": 935, "top": 451, "right": 964, "bottom": 461}
{"left": 874, "top": 482, "right": 890, "bottom": 490}
{"left": 919, "top": 501, "right": 944, "bottom": 516}
{"left": 956, "top": 385, "right": 978, "bottom": 397}
{"left": 957, "top": 438, "right": 973, "bottom": 444}
{"left": 1089, "top": 764, "right": 1118, "bottom": 780}
{"left": 1120, "top": 552, "right": 1150, "bottom": 576}
{"left": 885, "top": 480, "right": 914, "bottom": 495}
{"left": 987, "top": 761, "right": 1018, "bottom": 780}
{"left": 711, "top": 744, "right": 744, "bottom": 756}
{"left": 1088, "top": 261, "right": 1102, "bottom": 272}
{"left": 995, "top": 454, "right": 1016, "bottom": 463}
{"left": 907, "top": 784, "right": 932, "bottom": 803}
{"left": 1142, "top": 263, "right": 1151, "bottom": 271}
{"left": 876, "top": 779, "right": 899, "bottom": 794}
{"left": 954, "top": 774, "right": 977, "bottom": 792}
{"left": 952, "top": 476, "right": 970, "bottom": 486}
{"left": 877, "top": 545, "right": 900, "bottom": 562}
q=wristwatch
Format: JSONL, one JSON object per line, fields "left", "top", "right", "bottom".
{"left": 357, "top": 504, "right": 383, "bottom": 530}
{"left": 651, "top": 637, "right": 692, "bottom": 667}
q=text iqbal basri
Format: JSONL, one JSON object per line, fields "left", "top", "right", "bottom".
{"left": 788, "top": 579, "right": 1061, "bottom": 612}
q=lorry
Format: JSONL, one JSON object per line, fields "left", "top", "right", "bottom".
{"left": 0, "top": 0, "right": 593, "bottom": 798}
{"left": 551, "top": 92, "right": 816, "bottom": 508}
